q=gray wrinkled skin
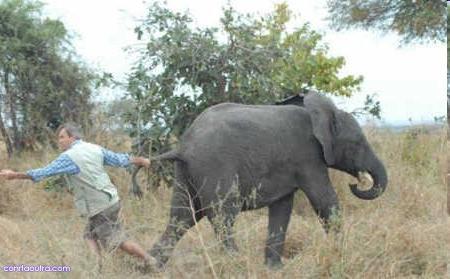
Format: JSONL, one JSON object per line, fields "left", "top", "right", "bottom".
{"left": 133, "top": 91, "right": 388, "bottom": 268}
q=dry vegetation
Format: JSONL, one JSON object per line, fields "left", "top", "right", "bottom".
{"left": 0, "top": 126, "right": 448, "bottom": 278}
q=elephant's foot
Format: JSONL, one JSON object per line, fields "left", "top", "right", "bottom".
{"left": 148, "top": 247, "right": 169, "bottom": 270}
{"left": 148, "top": 255, "right": 164, "bottom": 271}
{"left": 137, "top": 255, "right": 163, "bottom": 274}
{"left": 265, "top": 256, "right": 283, "bottom": 270}
{"left": 223, "top": 238, "right": 239, "bottom": 254}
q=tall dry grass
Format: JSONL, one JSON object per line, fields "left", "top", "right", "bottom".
{"left": 0, "top": 126, "right": 448, "bottom": 278}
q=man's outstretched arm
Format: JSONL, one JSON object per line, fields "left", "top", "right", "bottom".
{"left": 0, "top": 154, "right": 79, "bottom": 182}
{"left": 129, "top": 156, "right": 150, "bottom": 168}
{"left": 0, "top": 170, "right": 32, "bottom": 180}
{"left": 102, "top": 148, "right": 150, "bottom": 168}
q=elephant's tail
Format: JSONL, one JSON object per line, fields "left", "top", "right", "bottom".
{"left": 130, "top": 150, "right": 181, "bottom": 198}
{"left": 151, "top": 149, "right": 181, "bottom": 161}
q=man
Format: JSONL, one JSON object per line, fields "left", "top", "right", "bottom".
{"left": 0, "top": 123, "right": 157, "bottom": 271}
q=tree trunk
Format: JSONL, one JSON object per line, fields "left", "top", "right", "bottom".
{"left": 0, "top": 102, "right": 13, "bottom": 158}
{"left": 4, "top": 70, "right": 20, "bottom": 151}
{"left": 8, "top": 92, "right": 20, "bottom": 150}
{"left": 1, "top": 70, "right": 14, "bottom": 158}
{"left": 447, "top": 156, "right": 449, "bottom": 215}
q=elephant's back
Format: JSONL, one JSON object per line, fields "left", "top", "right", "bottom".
{"left": 188, "top": 102, "right": 309, "bottom": 131}
{"left": 178, "top": 103, "right": 314, "bottom": 162}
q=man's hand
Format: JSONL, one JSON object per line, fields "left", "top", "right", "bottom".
{"left": 0, "top": 169, "right": 31, "bottom": 180}
{"left": 130, "top": 157, "right": 151, "bottom": 168}
{"left": 0, "top": 169, "right": 19, "bottom": 180}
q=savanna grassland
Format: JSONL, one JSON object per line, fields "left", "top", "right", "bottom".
{"left": 0, "top": 126, "right": 448, "bottom": 278}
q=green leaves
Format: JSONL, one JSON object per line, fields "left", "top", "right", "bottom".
{"left": 326, "top": 0, "right": 446, "bottom": 45}
{"left": 0, "top": 0, "right": 98, "bottom": 155}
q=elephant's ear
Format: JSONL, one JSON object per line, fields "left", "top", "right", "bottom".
{"left": 304, "top": 92, "right": 337, "bottom": 166}
{"left": 275, "top": 93, "right": 305, "bottom": 106}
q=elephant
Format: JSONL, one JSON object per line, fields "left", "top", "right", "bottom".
{"left": 132, "top": 91, "right": 388, "bottom": 268}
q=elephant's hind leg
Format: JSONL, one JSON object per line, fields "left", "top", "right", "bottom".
{"left": 265, "top": 193, "right": 294, "bottom": 269}
{"left": 205, "top": 177, "right": 242, "bottom": 253}
{"left": 149, "top": 164, "right": 203, "bottom": 268}
{"left": 207, "top": 201, "right": 240, "bottom": 253}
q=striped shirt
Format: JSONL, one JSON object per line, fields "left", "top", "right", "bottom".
{"left": 26, "top": 140, "right": 131, "bottom": 182}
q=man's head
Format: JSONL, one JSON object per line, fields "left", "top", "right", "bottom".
{"left": 56, "top": 123, "right": 83, "bottom": 151}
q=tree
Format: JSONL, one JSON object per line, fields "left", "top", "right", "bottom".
{"left": 326, "top": 0, "right": 446, "bottom": 44}
{"left": 0, "top": 0, "right": 98, "bottom": 157}
{"left": 447, "top": 6, "right": 450, "bottom": 82}
{"left": 127, "top": 2, "right": 363, "bottom": 159}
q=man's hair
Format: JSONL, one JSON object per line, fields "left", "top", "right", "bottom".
{"left": 56, "top": 123, "right": 84, "bottom": 139}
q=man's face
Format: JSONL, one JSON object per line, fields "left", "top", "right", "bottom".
{"left": 58, "top": 128, "right": 76, "bottom": 151}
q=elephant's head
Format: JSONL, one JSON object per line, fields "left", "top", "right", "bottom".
{"left": 303, "top": 91, "right": 387, "bottom": 200}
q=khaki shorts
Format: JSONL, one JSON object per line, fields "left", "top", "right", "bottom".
{"left": 83, "top": 202, "right": 128, "bottom": 251}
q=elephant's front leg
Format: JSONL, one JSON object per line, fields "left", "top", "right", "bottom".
{"left": 301, "top": 172, "right": 341, "bottom": 233}
{"left": 265, "top": 193, "right": 294, "bottom": 269}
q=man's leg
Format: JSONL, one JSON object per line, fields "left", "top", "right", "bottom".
{"left": 86, "top": 238, "right": 101, "bottom": 257}
{"left": 120, "top": 240, "right": 159, "bottom": 272}
{"left": 85, "top": 238, "right": 103, "bottom": 271}
{"left": 84, "top": 216, "right": 102, "bottom": 263}
{"left": 119, "top": 240, "right": 150, "bottom": 261}
{"left": 96, "top": 203, "right": 158, "bottom": 270}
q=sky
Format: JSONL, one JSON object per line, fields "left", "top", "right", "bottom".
{"left": 41, "top": 0, "right": 446, "bottom": 125}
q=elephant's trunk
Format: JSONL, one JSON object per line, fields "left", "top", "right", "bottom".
{"left": 349, "top": 158, "right": 387, "bottom": 200}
